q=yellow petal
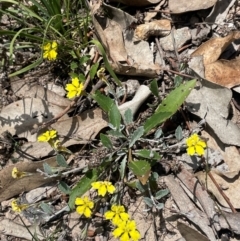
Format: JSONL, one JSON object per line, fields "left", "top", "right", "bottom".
{"left": 49, "top": 130, "right": 57, "bottom": 139}
{"left": 120, "top": 212, "right": 129, "bottom": 221}
{"left": 84, "top": 207, "right": 92, "bottom": 218}
{"left": 51, "top": 41, "right": 58, "bottom": 49}
{"left": 99, "top": 185, "right": 107, "bottom": 196}
{"left": 198, "top": 140, "right": 206, "bottom": 148}
{"left": 75, "top": 197, "right": 84, "bottom": 205}
{"left": 129, "top": 230, "right": 141, "bottom": 241}
{"left": 72, "top": 77, "right": 80, "bottom": 87}
{"left": 76, "top": 205, "right": 85, "bottom": 215}
{"left": 48, "top": 50, "right": 57, "bottom": 60}
{"left": 67, "top": 91, "right": 77, "bottom": 99}
{"left": 65, "top": 84, "right": 77, "bottom": 91}
{"left": 113, "top": 228, "right": 123, "bottom": 238}
{"left": 107, "top": 184, "right": 115, "bottom": 194}
{"left": 187, "top": 146, "right": 195, "bottom": 156}
{"left": 43, "top": 51, "right": 49, "bottom": 59}
{"left": 88, "top": 201, "right": 94, "bottom": 209}
{"left": 195, "top": 145, "right": 205, "bottom": 156}
{"left": 91, "top": 182, "right": 101, "bottom": 189}
{"left": 120, "top": 232, "right": 130, "bottom": 241}
{"left": 37, "top": 134, "right": 48, "bottom": 142}
{"left": 104, "top": 210, "right": 115, "bottom": 220}
{"left": 43, "top": 43, "right": 51, "bottom": 51}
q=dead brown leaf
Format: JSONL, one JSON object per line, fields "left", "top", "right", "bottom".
{"left": 191, "top": 32, "right": 240, "bottom": 65}
{"left": 11, "top": 78, "right": 70, "bottom": 108}
{"left": 169, "top": 0, "right": 217, "bottom": 13}
{"left": 0, "top": 98, "right": 69, "bottom": 142}
{"left": 91, "top": 3, "right": 162, "bottom": 77}
{"left": 0, "top": 157, "right": 58, "bottom": 202}
{"left": 108, "top": 0, "right": 161, "bottom": 6}
{"left": 196, "top": 171, "right": 240, "bottom": 209}
{"left": 191, "top": 32, "right": 240, "bottom": 88}
{"left": 205, "top": 59, "right": 240, "bottom": 88}
{"left": 177, "top": 222, "right": 210, "bottom": 241}
{"left": 133, "top": 19, "right": 171, "bottom": 41}
{"left": 12, "top": 108, "right": 108, "bottom": 161}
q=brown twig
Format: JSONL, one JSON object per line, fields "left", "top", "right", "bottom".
{"left": 161, "top": 67, "right": 197, "bottom": 79}
{"left": 201, "top": 156, "right": 237, "bottom": 213}
{"left": 207, "top": 171, "right": 237, "bottom": 213}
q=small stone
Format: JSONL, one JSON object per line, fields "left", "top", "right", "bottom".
{"left": 160, "top": 27, "right": 191, "bottom": 51}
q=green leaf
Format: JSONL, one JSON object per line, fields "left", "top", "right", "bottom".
{"left": 128, "top": 160, "right": 151, "bottom": 176}
{"left": 90, "top": 62, "right": 99, "bottom": 80}
{"left": 107, "top": 129, "right": 126, "bottom": 138}
{"left": 135, "top": 180, "right": 146, "bottom": 192}
{"left": 109, "top": 104, "right": 121, "bottom": 130}
{"left": 129, "top": 126, "right": 144, "bottom": 148}
{"left": 92, "top": 90, "right": 113, "bottom": 112}
{"left": 68, "top": 169, "right": 98, "bottom": 210}
{"left": 149, "top": 79, "right": 159, "bottom": 97}
{"left": 174, "top": 75, "right": 183, "bottom": 87}
{"left": 175, "top": 125, "right": 183, "bottom": 141}
{"left": 144, "top": 112, "right": 171, "bottom": 134}
{"left": 58, "top": 181, "right": 71, "bottom": 195}
{"left": 134, "top": 149, "right": 160, "bottom": 161}
{"left": 56, "top": 154, "right": 68, "bottom": 167}
{"left": 155, "top": 189, "right": 169, "bottom": 200}
{"left": 143, "top": 197, "right": 153, "bottom": 208}
{"left": 40, "top": 202, "right": 54, "bottom": 215}
{"left": 70, "top": 61, "right": 78, "bottom": 71}
{"left": 123, "top": 109, "right": 133, "bottom": 125}
{"left": 155, "top": 203, "right": 164, "bottom": 210}
{"left": 100, "top": 133, "right": 113, "bottom": 149}
{"left": 119, "top": 155, "right": 127, "bottom": 179}
{"left": 154, "top": 128, "right": 163, "bottom": 139}
{"left": 155, "top": 80, "right": 196, "bottom": 113}
{"left": 144, "top": 80, "right": 196, "bottom": 133}
{"left": 43, "top": 162, "right": 53, "bottom": 175}
{"left": 90, "top": 39, "right": 122, "bottom": 86}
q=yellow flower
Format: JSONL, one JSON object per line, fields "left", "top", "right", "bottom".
{"left": 113, "top": 219, "right": 141, "bottom": 241}
{"left": 91, "top": 181, "right": 115, "bottom": 197}
{"left": 65, "top": 77, "right": 84, "bottom": 99}
{"left": 75, "top": 196, "right": 94, "bottom": 218}
{"left": 11, "top": 199, "right": 29, "bottom": 212}
{"left": 43, "top": 41, "right": 58, "bottom": 61}
{"left": 105, "top": 205, "right": 129, "bottom": 225}
{"left": 37, "top": 130, "right": 57, "bottom": 142}
{"left": 12, "top": 167, "right": 31, "bottom": 179}
{"left": 97, "top": 67, "right": 107, "bottom": 82}
{"left": 53, "top": 140, "right": 72, "bottom": 154}
{"left": 186, "top": 133, "right": 206, "bottom": 156}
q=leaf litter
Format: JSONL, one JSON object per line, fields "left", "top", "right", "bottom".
{"left": 1, "top": 0, "right": 240, "bottom": 241}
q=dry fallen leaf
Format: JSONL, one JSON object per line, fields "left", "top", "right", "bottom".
{"left": 205, "top": 59, "right": 240, "bottom": 88}
{"left": 0, "top": 157, "right": 58, "bottom": 202}
{"left": 11, "top": 78, "right": 70, "bottom": 108}
{"left": 91, "top": 3, "right": 162, "bottom": 77}
{"left": 108, "top": 0, "right": 161, "bottom": 6}
{"left": 196, "top": 171, "right": 240, "bottom": 209}
{"left": 202, "top": 131, "right": 240, "bottom": 179}
{"left": 12, "top": 108, "right": 108, "bottom": 161}
{"left": 0, "top": 98, "right": 69, "bottom": 142}
{"left": 133, "top": 20, "right": 171, "bottom": 41}
{"left": 178, "top": 222, "right": 210, "bottom": 241}
{"left": 191, "top": 31, "right": 240, "bottom": 87}
{"left": 0, "top": 219, "right": 44, "bottom": 240}
{"left": 186, "top": 79, "right": 240, "bottom": 146}
{"left": 169, "top": 0, "right": 217, "bottom": 13}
